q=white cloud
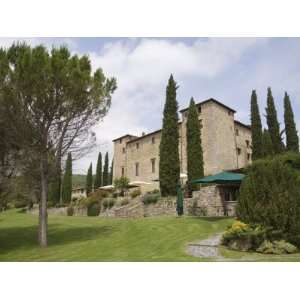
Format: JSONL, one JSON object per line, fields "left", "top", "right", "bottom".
{"left": 0, "top": 37, "right": 265, "bottom": 173}
{"left": 73, "top": 38, "right": 262, "bottom": 173}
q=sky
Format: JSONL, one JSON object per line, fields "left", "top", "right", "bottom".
{"left": 0, "top": 37, "right": 299, "bottom": 174}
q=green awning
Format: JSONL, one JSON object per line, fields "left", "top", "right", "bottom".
{"left": 191, "top": 171, "right": 245, "bottom": 184}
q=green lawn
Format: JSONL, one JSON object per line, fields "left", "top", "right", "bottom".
{"left": 0, "top": 209, "right": 232, "bottom": 261}
{"left": 2, "top": 210, "right": 300, "bottom": 261}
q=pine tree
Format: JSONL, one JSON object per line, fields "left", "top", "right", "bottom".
{"left": 109, "top": 159, "right": 114, "bottom": 184}
{"left": 262, "top": 129, "right": 274, "bottom": 157}
{"left": 62, "top": 153, "right": 72, "bottom": 203}
{"left": 86, "top": 163, "right": 93, "bottom": 196}
{"left": 186, "top": 98, "right": 204, "bottom": 191}
{"left": 265, "top": 87, "right": 283, "bottom": 154}
{"left": 250, "top": 90, "right": 263, "bottom": 159}
{"left": 284, "top": 92, "right": 299, "bottom": 152}
{"left": 103, "top": 152, "right": 109, "bottom": 186}
{"left": 159, "top": 75, "right": 180, "bottom": 196}
{"left": 94, "top": 152, "right": 102, "bottom": 189}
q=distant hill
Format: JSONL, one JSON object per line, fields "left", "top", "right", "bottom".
{"left": 72, "top": 174, "right": 89, "bottom": 189}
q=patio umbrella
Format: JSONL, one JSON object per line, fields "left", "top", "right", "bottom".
{"left": 191, "top": 171, "right": 245, "bottom": 184}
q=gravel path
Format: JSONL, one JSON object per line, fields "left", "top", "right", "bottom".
{"left": 186, "top": 233, "right": 223, "bottom": 259}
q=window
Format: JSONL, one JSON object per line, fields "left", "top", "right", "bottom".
{"left": 122, "top": 147, "right": 126, "bottom": 154}
{"left": 199, "top": 119, "right": 203, "bottom": 129}
{"left": 135, "top": 163, "right": 139, "bottom": 176}
{"left": 237, "top": 147, "right": 241, "bottom": 155}
{"left": 119, "top": 138, "right": 122, "bottom": 144}
{"left": 136, "top": 142, "right": 139, "bottom": 149}
{"left": 121, "top": 167, "right": 125, "bottom": 176}
{"left": 198, "top": 106, "right": 201, "bottom": 113}
{"left": 247, "top": 153, "right": 251, "bottom": 160}
{"left": 151, "top": 136, "right": 155, "bottom": 144}
{"left": 235, "top": 129, "right": 239, "bottom": 136}
{"left": 246, "top": 140, "right": 250, "bottom": 148}
{"left": 151, "top": 158, "right": 156, "bottom": 173}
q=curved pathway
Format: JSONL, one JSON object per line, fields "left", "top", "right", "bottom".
{"left": 186, "top": 233, "right": 223, "bottom": 259}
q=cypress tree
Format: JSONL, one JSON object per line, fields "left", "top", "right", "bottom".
{"left": 109, "top": 159, "right": 114, "bottom": 184}
{"left": 103, "top": 152, "right": 109, "bottom": 186}
{"left": 250, "top": 90, "right": 263, "bottom": 159}
{"left": 262, "top": 129, "right": 274, "bottom": 157}
{"left": 186, "top": 97, "right": 204, "bottom": 191}
{"left": 62, "top": 152, "right": 72, "bottom": 203}
{"left": 265, "top": 87, "right": 283, "bottom": 154}
{"left": 159, "top": 75, "right": 180, "bottom": 196}
{"left": 86, "top": 163, "right": 93, "bottom": 196}
{"left": 94, "top": 152, "right": 102, "bottom": 189}
{"left": 284, "top": 92, "right": 299, "bottom": 152}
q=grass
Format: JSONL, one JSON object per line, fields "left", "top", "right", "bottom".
{"left": 0, "top": 209, "right": 233, "bottom": 262}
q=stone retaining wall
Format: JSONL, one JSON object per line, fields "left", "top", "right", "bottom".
{"left": 189, "top": 185, "right": 237, "bottom": 216}
{"left": 28, "top": 186, "right": 237, "bottom": 218}
{"left": 29, "top": 206, "right": 87, "bottom": 216}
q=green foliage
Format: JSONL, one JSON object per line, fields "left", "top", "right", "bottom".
{"left": 130, "top": 189, "right": 141, "bottom": 199}
{"left": 86, "top": 163, "right": 93, "bottom": 196}
{"left": 257, "top": 240, "right": 297, "bottom": 254}
{"left": 114, "top": 176, "right": 129, "bottom": 195}
{"left": 62, "top": 152, "right": 72, "bottom": 203}
{"left": 159, "top": 75, "right": 180, "bottom": 196}
{"left": 67, "top": 206, "right": 74, "bottom": 216}
{"left": 250, "top": 90, "right": 263, "bottom": 159}
{"left": 72, "top": 175, "right": 87, "bottom": 188}
{"left": 265, "top": 87, "right": 284, "bottom": 154}
{"left": 48, "top": 177, "right": 61, "bottom": 205}
{"left": 94, "top": 152, "right": 102, "bottom": 189}
{"left": 103, "top": 152, "right": 109, "bottom": 186}
{"left": 87, "top": 202, "right": 100, "bottom": 216}
{"left": 262, "top": 129, "right": 274, "bottom": 157}
{"left": 0, "top": 43, "right": 117, "bottom": 246}
{"left": 222, "top": 221, "right": 267, "bottom": 251}
{"left": 102, "top": 198, "right": 116, "bottom": 210}
{"left": 109, "top": 159, "right": 114, "bottom": 185}
{"left": 284, "top": 92, "right": 299, "bottom": 152}
{"left": 186, "top": 98, "right": 204, "bottom": 191}
{"left": 14, "top": 194, "right": 29, "bottom": 209}
{"left": 176, "top": 185, "right": 184, "bottom": 216}
{"left": 142, "top": 192, "right": 160, "bottom": 205}
{"left": 236, "top": 156, "right": 300, "bottom": 238}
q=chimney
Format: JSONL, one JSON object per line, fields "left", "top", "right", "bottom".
{"left": 142, "top": 132, "right": 146, "bottom": 136}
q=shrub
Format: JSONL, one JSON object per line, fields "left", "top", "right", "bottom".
{"left": 14, "top": 195, "right": 29, "bottom": 208}
{"left": 102, "top": 198, "right": 116, "bottom": 210}
{"left": 222, "top": 221, "right": 266, "bottom": 251}
{"left": 142, "top": 192, "right": 160, "bottom": 205}
{"left": 88, "top": 190, "right": 109, "bottom": 202}
{"left": 130, "top": 189, "right": 141, "bottom": 199}
{"left": 67, "top": 206, "right": 74, "bottom": 216}
{"left": 237, "top": 157, "right": 300, "bottom": 239}
{"left": 257, "top": 240, "right": 297, "bottom": 254}
{"left": 87, "top": 202, "right": 100, "bottom": 216}
{"left": 114, "top": 176, "right": 130, "bottom": 196}
{"left": 120, "top": 198, "right": 129, "bottom": 206}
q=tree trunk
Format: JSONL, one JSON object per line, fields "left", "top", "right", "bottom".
{"left": 39, "top": 153, "right": 48, "bottom": 247}
{"left": 57, "top": 157, "right": 62, "bottom": 205}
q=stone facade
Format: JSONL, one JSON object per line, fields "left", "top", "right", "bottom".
{"left": 190, "top": 185, "right": 237, "bottom": 217}
{"left": 113, "top": 99, "right": 252, "bottom": 185}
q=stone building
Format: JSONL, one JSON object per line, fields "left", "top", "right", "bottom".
{"left": 112, "top": 98, "right": 252, "bottom": 189}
